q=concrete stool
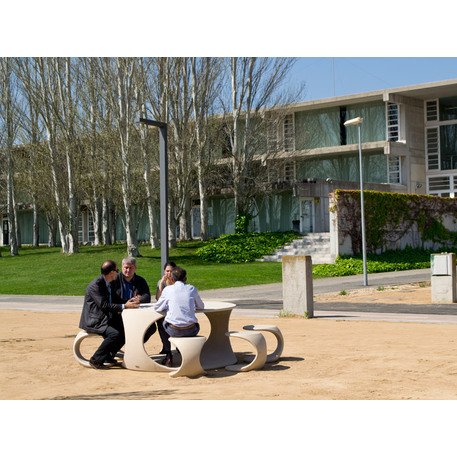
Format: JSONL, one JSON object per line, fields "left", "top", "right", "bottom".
{"left": 73, "top": 330, "right": 100, "bottom": 368}
{"left": 242, "top": 324, "right": 284, "bottom": 363}
{"left": 224, "top": 331, "right": 267, "bottom": 372}
{"left": 168, "top": 336, "right": 206, "bottom": 378}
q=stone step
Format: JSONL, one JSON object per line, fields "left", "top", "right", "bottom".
{"left": 260, "top": 254, "right": 335, "bottom": 264}
{"left": 261, "top": 232, "right": 335, "bottom": 264}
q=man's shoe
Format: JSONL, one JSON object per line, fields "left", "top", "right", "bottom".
{"left": 89, "top": 358, "right": 110, "bottom": 370}
{"left": 161, "top": 354, "right": 173, "bottom": 367}
{"left": 104, "top": 357, "right": 121, "bottom": 367}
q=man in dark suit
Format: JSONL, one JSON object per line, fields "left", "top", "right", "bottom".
{"left": 111, "top": 256, "right": 171, "bottom": 364}
{"left": 79, "top": 259, "right": 140, "bottom": 370}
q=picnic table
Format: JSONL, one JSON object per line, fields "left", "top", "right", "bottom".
{"left": 121, "top": 300, "right": 237, "bottom": 371}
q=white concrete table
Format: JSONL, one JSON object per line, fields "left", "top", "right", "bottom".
{"left": 122, "top": 306, "right": 173, "bottom": 372}
{"left": 197, "top": 300, "right": 237, "bottom": 370}
{"left": 121, "top": 300, "right": 237, "bottom": 371}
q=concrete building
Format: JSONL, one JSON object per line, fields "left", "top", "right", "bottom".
{"left": 203, "top": 78, "right": 457, "bottom": 238}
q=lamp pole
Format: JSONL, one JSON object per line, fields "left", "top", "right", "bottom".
{"left": 139, "top": 117, "right": 168, "bottom": 272}
{"left": 344, "top": 116, "right": 368, "bottom": 286}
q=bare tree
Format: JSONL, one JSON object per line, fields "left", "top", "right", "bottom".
{"left": 16, "top": 57, "right": 81, "bottom": 254}
{"left": 190, "top": 57, "right": 223, "bottom": 240}
{"left": 0, "top": 58, "right": 19, "bottom": 255}
{"left": 99, "top": 57, "right": 141, "bottom": 256}
{"left": 221, "top": 57, "right": 301, "bottom": 227}
{"left": 134, "top": 57, "right": 160, "bottom": 248}
{"left": 141, "top": 57, "right": 195, "bottom": 247}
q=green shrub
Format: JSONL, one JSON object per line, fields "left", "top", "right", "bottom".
{"left": 196, "top": 231, "right": 299, "bottom": 263}
{"left": 312, "top": 247, "right": 432, "bottom": 278}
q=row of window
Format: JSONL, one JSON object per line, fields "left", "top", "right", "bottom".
{"left": 426, "top": 97, "right": 457, "bottom": 176}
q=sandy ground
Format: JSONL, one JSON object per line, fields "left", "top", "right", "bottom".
{"left": 2, "top": 282, "right": 457, "bottom": 400}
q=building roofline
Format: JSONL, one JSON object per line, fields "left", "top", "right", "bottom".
{"left": 287, "top": 78, "right": 457, "bottom": 111}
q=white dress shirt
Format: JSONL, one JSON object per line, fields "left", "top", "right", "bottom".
{"left": 153, "top": 281, "right": 205, "bottom": 326}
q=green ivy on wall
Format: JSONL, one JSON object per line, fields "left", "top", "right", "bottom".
{"left": 331, "top": 190, "right": 457, "bottom": 254}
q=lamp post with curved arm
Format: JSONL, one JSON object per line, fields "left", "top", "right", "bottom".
{"left": 344, "top": 116, "right": 368, "bottom": 286}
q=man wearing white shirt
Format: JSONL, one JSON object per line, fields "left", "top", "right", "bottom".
{"left": 153, "top": 266, "right": 204, "bottom": 366}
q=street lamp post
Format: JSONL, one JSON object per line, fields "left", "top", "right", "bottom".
{"left": 343, "top": 116, "right": 368, "bottom": 286}
{"left": 139, "top": 117, "right": 168, "bottom": 272}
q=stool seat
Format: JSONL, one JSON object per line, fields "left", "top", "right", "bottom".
{"left": 224, "top": 331, "right": 267, "bottom": 372}
{"left": 168, "top": 336, "right": 206, "bottom": 378}
{"left": 242, "top": 324, "right": 284, "bottom": 363}
{"left": 73, "top": 330, "right": 100, "bottom": 368}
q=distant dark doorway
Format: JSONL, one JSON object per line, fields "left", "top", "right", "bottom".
{"left": 2, "top": 220, "right": 9, "bottom": 245}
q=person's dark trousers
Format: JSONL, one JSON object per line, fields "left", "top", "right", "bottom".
{"left": 144, "top": 317, "right": 171, "bottom": 354}
{"left": 91, "top": 316, "right": 125, "bottom": 364}
{"left": 164, "top": 321, "right": 200, "bottom": 338}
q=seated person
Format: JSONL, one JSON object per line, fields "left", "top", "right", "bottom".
{"left": 153, "top": 266, "right": 205, "bottom": 366}
{"left": 79, "top": 260, "right": 140, "bottom": 370}
{"left": 155, "top": 261, "right": 177, "bottom": 300}
{"left": 111, "top": 256, "right": 170, "bottom": 356}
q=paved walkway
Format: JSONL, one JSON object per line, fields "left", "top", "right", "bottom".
{"left": 2, "top": 268, "right": 457, "bottom": 323}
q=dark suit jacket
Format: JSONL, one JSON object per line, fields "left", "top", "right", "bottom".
{"left": 111, "top": 274, "right": 151, "bottom": 304}
{"left": 79, "top": 275, "right": 124, "bottom": 334}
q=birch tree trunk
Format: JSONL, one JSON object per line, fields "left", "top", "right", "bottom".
{"left": 100, "top": 57, "right": 140, "bottom": 256}
{"left": 0, "top": 58, "right": 19, "bottom": 255}
{"left": 135, "top": 59, "right": 159, "bottom": 248}
{"left": 190, "top": 57, "right": 222, "bottom": 240}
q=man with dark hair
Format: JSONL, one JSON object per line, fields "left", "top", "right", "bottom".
{"left": 79, "top": 259, "right": 140, "bottom": 370}
{"left": 153, "top": 265, "right": 205, "bottom": 367}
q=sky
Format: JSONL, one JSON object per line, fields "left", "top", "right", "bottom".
{"left": 289, "top": 57, "right": 457, "bottom": 101}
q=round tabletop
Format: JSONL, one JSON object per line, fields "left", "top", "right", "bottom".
{"left": 198, "top": 300, "right": 236, "bottom": 313}
{"left": 141, "top": 300, "right": 236, "bottom": 313}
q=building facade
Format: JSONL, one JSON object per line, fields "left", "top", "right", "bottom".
{"left": 206, "top": 79, "right": 457, "bottom": 237}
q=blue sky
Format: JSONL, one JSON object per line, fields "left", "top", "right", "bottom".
{"left": 288, "top": 57, "right": 457, "bottom": 101}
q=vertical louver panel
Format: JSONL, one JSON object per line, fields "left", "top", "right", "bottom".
{"left": 283, "top": 114, "right": 295, "bottom": 152}
{"left": 387, "top": 103, "right": 400, "bottom": 141}
{"left": 426, "top": 127, "right": 440, "bottom": 170}
{"left": 388, "top": 156, "right": 401, "bottom": 184}
{"left": 426, "top": 100, "right": 438, "bottom": 122}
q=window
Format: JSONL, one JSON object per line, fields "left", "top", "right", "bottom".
{"left": 426, "top": 100, "right": 438, "bottom": 122}
{"left": 426, "top": 127, "right": 440, "bottom": 170}
{"left": 267, "top": 118, "right": 279, "bottom": 153}
{"left": 283, "top": 114, "right": 295, "bottom": 152}
{"left": 268, "top": 160, "right": 296, "bottom": 182}
{"left": 267, "top": 113, "right": 295, "bottom": 153}
{"left": 439, "top": 124, "right": 457, "bottom": 170}
{"left": 388, "top": 156, "right": 401, "bottom": 184}
{"left": 387, "top": 103, "right": 399, "bottom": 141}
{"left": 428, "top": 176, "right": 451, "bottom": 194}
{"left": 439, "top": 96, "right": 457, "bottom": 121}
{"left": 284, "top": 161, "right": 296, "bottom": 182}
{"left": 340, "top": 106, "right": 347, "bottom": 145}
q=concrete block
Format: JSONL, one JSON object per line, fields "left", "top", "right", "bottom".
{"left": 431, "top": 275, "right": 457, "bottom": 303}
{"left": 282, "top": 255, "right": 314, "bottom": 317}
{"left": 431, "top": 253, "right": 456, "bottom": 303}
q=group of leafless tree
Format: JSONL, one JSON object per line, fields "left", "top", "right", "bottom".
{"left": 0, "top": 57, "right": 302, "bottom": 256}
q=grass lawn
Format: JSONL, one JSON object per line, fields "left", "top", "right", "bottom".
{"left": 0, "top": 242, "right": 284, "bottom": 295}
{"left": 0, "top": 241, "right": 432, "bottom": 296}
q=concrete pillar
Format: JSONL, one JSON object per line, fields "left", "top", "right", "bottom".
{"left": 431, "top": 253, "right": 456, "bottom": 303}
{"left": 282, "top": 255, "right": 314, "bottom": 317}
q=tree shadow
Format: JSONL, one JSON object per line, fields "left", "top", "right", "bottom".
{"left": 50, "top": 389, "right": 177, "bottom": 400}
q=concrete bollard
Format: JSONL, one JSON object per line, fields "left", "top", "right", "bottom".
{"left": 431, "top": 253, "right": 456, "bottom": 303}
{"left": 282, "top": 255, "right": 314, "bottom": 317}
